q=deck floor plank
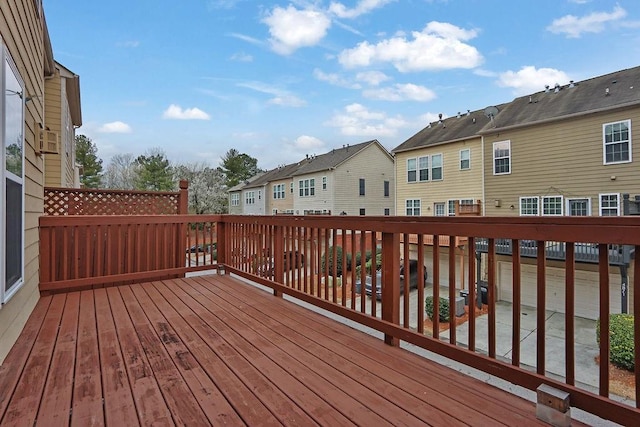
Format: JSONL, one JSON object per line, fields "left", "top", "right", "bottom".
{"left": 2, "top": 294, "right": 66, "bottom": 427}
{"left": 36, "top": 292, "right": 81, "bottom": 427}
{"left": 183, "top": 277, "right": 438, "bottom": 426}
{"left": 128, "top": 283, "right": 245, "bottom": 426}
{"left": 105, "top": 286, "right": 174, "bottom": 426}
{"left": 71, "top": 290, "right": 105, "bottom": 427}
{"left": 0, "top": 273, "right": 571, "bottom": 426}
{"left": 0, "top": 295, "right": 52, "bottom": 421}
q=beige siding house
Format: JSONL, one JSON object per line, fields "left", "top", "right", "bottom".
{"left": 292, "top": 140, "right": 394, "bottom": 216}
{"left": 44, "top": 61, "right": 82, "bottom": 188}
{"left": 479, "top": 66, "right": 640, "bottom": 318}
{"left": 0, "top": 1, "right": 55, "bottom": 363}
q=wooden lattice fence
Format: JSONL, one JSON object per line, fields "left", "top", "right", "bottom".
{"left": 44, "top": 180, "right": 188, "bottom": 215}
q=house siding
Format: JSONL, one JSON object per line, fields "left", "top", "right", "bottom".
{"left": 44, "top": 71, "right": 62, "bottom": 186}
{"left": 269, "top": 178, "right": 294, "bottom": 214}
{"left": 332, "top": 143, "right": 394, "bottom": 216}
{"left": 243, "top": 186, "right": 267, "bottom": 215}
{"left": 395, "top": 137, "right": 483, "bottom": 216}
{"left": 292, "top": 172, "right": 335, "bottom": 214}
{"left": 0, "top": 0, "right": 47, "bottom": 363}
{"left": 483, "top": 107, "right": 640, "bottom": 217}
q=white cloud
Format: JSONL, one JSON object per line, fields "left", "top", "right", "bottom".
{"left": 293, "top": 135, "right": 325, "bottom": 150}
{"left": 325, "top": 103, "right": 409, "bottom": 137}
{"left": 313, "top": 69, "right": 361, "bottom": 89}
{"left": 162, "top": 104, "right": 211, "bottom": 120}
{"left": 363, "top": 83, "right": 436, "bottom": 102}
{"left": 238, "top": 81, "right": 306, "bottom": 107}
{"left": 497, "top": 66, "right": 571, "bottom": 95}
{"left": 262, "top": 5, "right": 331, "bottom": 55}
{"left": 546, "top": 5, "right": 627, "bottom": 38}
{"left": 338, "top": 21, "right": 483, "bottom": 72}
{"left": 228, "top": 32, "right": 263, "bottom": 46}
{"left": 98, "top": 121, "right": 132, "bottom": 133}
{"left": 230, "top": 52, "right": 253, "bottom": 62}
{"left": 355, "top": 71, "right": 390, "bottom": 86}
{"left": 329, "top": 0, "right": 395, "bottom": 19}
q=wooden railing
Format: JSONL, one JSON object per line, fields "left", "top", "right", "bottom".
{"left": 38, "top": 214, "right": 640, "bottom": 425}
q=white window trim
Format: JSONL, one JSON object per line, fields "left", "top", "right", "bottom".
{"left": 407, "top": 158, "right": 417, "bottom": 183}
{"left": 565, "top": 197, "right": 591, "bottom": 216}
{"left": 599, "top": 193, "right": 620, "bottom": 216}
{"left": 418, "top": 156, "right": 429, "bottom": 182}
{"left": 459, "top": 148, "right": 471, "bottom": 170}
{"left": 542, "top": 195, "right": 564, "bottom": 216}
{"left": 434, "top": 202, "right": 445, "bottom": 217}
{"left": 493, "top": 140, "right": 511, "bottom": 175}
{"left": 602, "top": 119, "right": 632, "bottom": 165}
{"left": 322, "top": 176, "right": 327, "bottom": 190}
{"left": 519, "top": 196, "right": 539, "bottom": 216}
{"left": 405, "top": 199, "right": 421, "bottom": 216}
{"left": 431, "top": 153, "right": 443, "bottom": 181}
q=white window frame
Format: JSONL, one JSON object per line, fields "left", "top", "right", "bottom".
{"left": 418, "top": 156, "right": 428, "bottom": 181}
{"left": 298, "top": 178, "right": 315, "bottom": 197}
{"left": 603, "top": 120, "right": 631, "bottom": 165}
{"left": 407, "top": 158, "right": 417, "bottom": 182}
{"left": 405, "top": 199, "right": 421, "bottom": 216}
{"left": 542, "top": 195, "right": 563, "bottom": 216}
{"left": 493, "top": 140, "right": 511, "bottom": 175}
{"left": 519, "top": 196, "right": 539, "bottom": 216}
{"left": 322, "top": 176, "right": 327, "bottom": 190}
{"left": 599, "top": 193, "right": 620, "bottom": 216}
{"left": 1, "top": 46, "right": 26, "bottom": 303}
{"left": 566, "top": 197, "right": 591, "bottom": 216}
{"left": 460, "top": 148, "right": 471, "bottom": 170}
{"left": 230, "top": 193, "right": 240, "bottom": 206}
{"left": 245, "top": 191, "right": 255, "bottom": 205}
{"left": 434, "top": 202, "right": 446, "bottom": 217}
{"left": 273, "top": 183, "right": 285, "bottom": 200}
{"left": 431, "top": 153, "right": 443, "bottom": 181}
{"left": 447, "top": 200, "right": 456, "bottom": 216}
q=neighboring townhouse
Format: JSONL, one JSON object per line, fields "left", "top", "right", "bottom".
{"left": 44, "top": 61, "right": 82, "bottom": 188}
{"left": 291, "top": 140, "right": 395, "bottom": 216}
{"left": 241, "top": 169, "right": 281, "bottom": 215}
{"left": 478, "top": 66, "right": 640, "bottom": 318}
{"left": 227, "top": 172, "right": 263, "bottom": 214}
{"left": 268, "top": 161, "right": 307, "bottom": 215}
{"left": 393, "top": 108, "right": 492, "bottom": 217}
{"left": 0, "top": 1, "right": 55, "bottom": 362}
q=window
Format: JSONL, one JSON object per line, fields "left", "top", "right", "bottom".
{"left": 603, "top": 120, "right": 631, "bottom": 164}
{"left": 359, "top": 178, "right": 365, "bottom": 196}
{"left": 298, "top": 178, "right": 315, "bottom": 197}
{"left": 273, "top": 183, "right": 285, "bottom": 199}
{"left": 460, "top": 149, "right": 470, "bottom": 170}
{"left": 519, "top": 197, "right": 539, "bottom": 216}
{"left": 406, "top": 199, "right": 421, "bottom": 216}
{"left": 418, "top": 156, "right": 429, "bottom": 181}
{"left": 567, "top": 198, "right": 590, "bottom": 216}
{"left": 290, "top": 182, "right": 293, "bottom": 193}
{"left": 434, "top": 202, "right": 445, "bottom": 216}
{"left": 245, "top": 191, "right": 255, "bottom": 205}
{"left": 447, "top": 200, "right": 456, "bottom": 216}
{"left": 599, "top": 193, "right": 620, "bottom": 216}
{"left": 542, "top": 196, "right": 563, "bottom": 216}
{"left": 384, "top": 180, "right": 390, "bottom": 197}
{"left": 359, "top": 208, "right": 366, "bottom": 215}
{"left": 493, "top": 141, "right": 511, "bottom": 175}
{"left": 2, "top": 51, "right": 25, "bottom": 301}
{"left": 322, "top": 176, "right": 327, "bottom": 190}
{"left": 431, "top": 154, "right": 443, "bottom": 180}
{"left": 407, "top": 158, "right": 417, "bottom": 182}
{"left": 230, "top": 193, "right": 240, "bottom": 206}
{"left": 384, "top": 208, "right": 390, "bottom": 216}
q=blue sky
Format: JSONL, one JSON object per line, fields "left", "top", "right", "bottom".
{"left": 45, "top": 0, "right": 640, "bottom": 170}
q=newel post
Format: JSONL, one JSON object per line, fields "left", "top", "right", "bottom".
{"left": 381, "top": 231, "right": 400, "bottom": 346}
{"left": 273, "top": 225, "right": 284, "bottom": 297}
{"left": 216, "top": 219, "right": 227, "bottom": 273}
{"left": 178, "top": 180, "right": 189, "bottom": 214}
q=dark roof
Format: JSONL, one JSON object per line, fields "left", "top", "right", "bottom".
{"left": 481, "top": 65, "right": 640, "bottom": 132}
{"left": 392, "top": 107, "right": 506, "bottom": 153}
{"left": 292, "top": 140, "right": 385, "bottom": 176}
{"left": 242, "top": 160, "right": 309, "bottom": 189}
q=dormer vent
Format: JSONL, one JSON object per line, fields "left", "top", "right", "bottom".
{"left": 545, "top": 85, "right": 550, "bottom": 92}
{"left": 569, "top": 80, "right": 575, "bottom": 88}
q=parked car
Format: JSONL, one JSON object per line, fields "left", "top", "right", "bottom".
{"left": 186, "top": 242, "right": 217, "bottom": 253}
{"left": 257, "top": 250, "right": 305, "bottom": 276}
{"left": 355, "top": 260, "right": 428, "bottom": 300}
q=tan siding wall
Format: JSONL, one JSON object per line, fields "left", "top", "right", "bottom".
{"left": 0, "top": 1, "right": 46, "bottom": 363}
{"left": 483, "top": 108, "right": 640, "bottom": 216}
{"left": 44, "top": 72, "right": 62, "bottom": 187}
{"left": 332, "top": 143, "right": 394, "bottom": 216}
{"left": 395, "top": 138, "right": 483, "bottom": 215}
{"left": 269, "top": 178, "right": 294, "bottom": 214}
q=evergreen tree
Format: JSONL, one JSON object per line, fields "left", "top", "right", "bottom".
{"left": 218, "top": 148, "right": 261, "bottom": 188}
{"left": 134, "top": 148, "right": 175, "bottom": 191}
{"left": 75, "top": 135, "right": 103, "bottom": 188}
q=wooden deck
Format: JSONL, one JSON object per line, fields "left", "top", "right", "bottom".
{"left": 0, "top": 274, "right": 563, "bottom": 426}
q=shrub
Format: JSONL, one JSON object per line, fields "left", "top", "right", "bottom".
{"left": 596, "top": 314, "right": 634, "bottom": 371}
{"left": 425, "top": 296, "right": 450, "bottom": 322}
{"left": 321, "top": 246, "right": 343, "bottom": 276}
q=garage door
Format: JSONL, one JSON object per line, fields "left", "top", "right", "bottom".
{"left": 498, "top": 262, "right": 621, "bottom": 320}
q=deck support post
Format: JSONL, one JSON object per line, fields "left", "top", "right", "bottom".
{"left": 381, "top": 232, "right": 400, "bottom": 346}
{"left": 536, "top": 384, "right": 571, "bottom": 427}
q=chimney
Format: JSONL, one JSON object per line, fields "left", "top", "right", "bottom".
{"left": 456, "top": 111, "right": 461, "bottom": 118}
{"left": 569, "top": 80, "right": 575, "bottom": 88}
{"left": 545, "top": 85, "right": 550, "bottom": 92}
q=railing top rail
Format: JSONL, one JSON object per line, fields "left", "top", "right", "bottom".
{"left": 39, "top": 214, "right": 223, "bottom": 227}
{"left": 44, "top": 186, "right": 181, "bottom": 197}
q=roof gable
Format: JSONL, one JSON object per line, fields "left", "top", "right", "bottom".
{"left": 292, "top": 140, "right": 387, "bottom": 176}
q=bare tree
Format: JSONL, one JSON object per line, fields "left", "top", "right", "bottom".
{"left": 103, "top": 153, "right": 137, "bottom": 190}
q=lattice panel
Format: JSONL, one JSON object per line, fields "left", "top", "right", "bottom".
{"left": 44, "top": 187, "right": 181, "bottom": 215}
